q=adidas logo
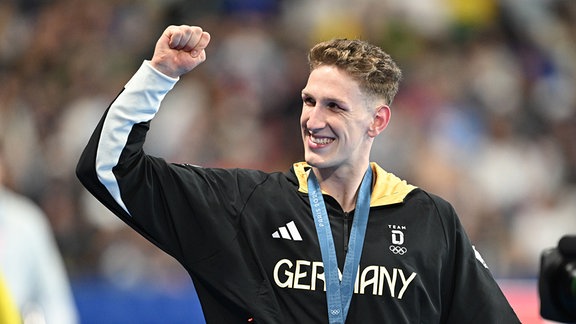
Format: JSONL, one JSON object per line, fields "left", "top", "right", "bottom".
{"left": 272, "top": 221, "right": 302, "bottom": 241}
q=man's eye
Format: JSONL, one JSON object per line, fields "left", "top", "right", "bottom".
{"left": 303, "top": 97, "right": 315, "bottom": 106}
{"left": 327, "top": 102, "right": 340, "bottom": 109}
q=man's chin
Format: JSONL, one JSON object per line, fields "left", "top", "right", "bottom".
{"left": 304, "top": 155, "right": 330, "bottom": 169}
{"left": 304, "top": 157, "right": 319, "bottom": 168}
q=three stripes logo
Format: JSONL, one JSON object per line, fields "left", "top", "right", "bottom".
{"left": 272, "top": 221, "right": 302, "bottom": 241}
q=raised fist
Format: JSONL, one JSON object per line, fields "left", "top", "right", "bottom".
{"left": 150, "top": 25, "right": 211, "bottom": 78}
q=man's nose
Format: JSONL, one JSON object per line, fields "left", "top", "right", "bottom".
{"left": 306, "top": 106, "right": 327, "bottom": 131}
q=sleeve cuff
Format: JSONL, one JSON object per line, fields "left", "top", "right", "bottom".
{"left": 124, "top": 60, "right": 179, "bottom": 93}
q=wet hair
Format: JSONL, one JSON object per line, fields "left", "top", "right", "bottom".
{"left": 308, "top": 39, "right": 402, "bottom": 105}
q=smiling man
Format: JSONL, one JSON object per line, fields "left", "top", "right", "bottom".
{"left": 77, "top": 25, "right": 520, "bottom": 323}
{"left": 300, "top": 45, "right": 393, "bottom": 213}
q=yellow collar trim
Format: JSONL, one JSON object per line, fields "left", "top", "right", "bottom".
{"left": 294, "top": 162, "right": 417, "bottom": 207}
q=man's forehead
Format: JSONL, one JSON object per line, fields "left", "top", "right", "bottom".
{"left": 303, "top": 67, "right": 362, "bottom": 96}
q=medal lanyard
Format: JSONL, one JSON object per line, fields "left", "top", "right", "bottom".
{"left": 307, "top": 165, "right": 372, "bottom": 324}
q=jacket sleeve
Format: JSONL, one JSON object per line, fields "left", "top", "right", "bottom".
{"left": 76, "top": 60, "right": 183, "bottom": 255}
{"left": 432, "top": 196, "right": 521, "bottom": 324}
{"left": 75, "top": 61, "right": 257, "bottom": 265}
{"left": 76, "top": 60, "right": 177, "bottom": 211}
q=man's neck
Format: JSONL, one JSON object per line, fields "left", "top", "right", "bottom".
{"left": 312, "top": 163, "right": 370, "bottom": 212}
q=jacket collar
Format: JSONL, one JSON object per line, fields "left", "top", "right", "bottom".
{"left": 292, "top": 162, "right": 417, "bottom": 207}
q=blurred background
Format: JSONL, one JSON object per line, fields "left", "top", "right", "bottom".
{"left": 0, "top": 0, "right": 575, "bottom": 323}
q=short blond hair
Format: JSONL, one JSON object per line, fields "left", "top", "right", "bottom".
{"left": 308, "top": 39, "right": 402, "bottom": 105}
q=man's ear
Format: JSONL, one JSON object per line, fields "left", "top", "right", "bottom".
{"left": 368, "top": 105, "right": 391, "bottom": 137}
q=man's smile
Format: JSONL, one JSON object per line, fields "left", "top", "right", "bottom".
{"left": 308, "top": 134, "right": 335, "bottom": 147}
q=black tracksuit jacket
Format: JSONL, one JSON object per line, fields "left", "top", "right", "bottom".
{"left": 76, "top": 62, "right": 520, "bottom": 323}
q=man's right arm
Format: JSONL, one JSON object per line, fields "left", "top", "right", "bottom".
{"left": 76, "top": 25, "right": 213, "bottom": 249}
{"left": 76, "top": 61, "right": 179, "bottom": 216}
{"left": 76, "top": 25, "right": 210, "bottom": 214}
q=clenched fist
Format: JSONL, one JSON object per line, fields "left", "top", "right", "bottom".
{"left": 150, "top": 25, "right": 211, "bottom": 78}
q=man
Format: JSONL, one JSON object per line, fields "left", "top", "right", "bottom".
{"left": 77, "top": 25, "right": 520, "bottom": 323}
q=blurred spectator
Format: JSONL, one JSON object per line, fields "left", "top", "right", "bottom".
{"left": 0, "top": 144, "right": 78, "bottom": 324}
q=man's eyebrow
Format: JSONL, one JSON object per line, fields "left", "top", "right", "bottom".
{"left": 319, "top": 96, "right": 347, "bottom": 107}
{"left": 301, "top": 91, "right": 345, "bottom": 104}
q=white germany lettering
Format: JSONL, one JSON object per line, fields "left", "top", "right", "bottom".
{"left": 273, "top": 259, "right": 417, "bottom": 299}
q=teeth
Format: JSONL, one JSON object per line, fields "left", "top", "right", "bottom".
{"left": 311, "top": 135, "right": 333, "bottom": 145}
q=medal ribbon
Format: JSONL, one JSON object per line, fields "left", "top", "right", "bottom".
{"left": 307, "top": 165, "right": 372, "bottom": 324}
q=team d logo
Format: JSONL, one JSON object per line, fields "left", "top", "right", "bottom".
{"left": 389, "top": 225, "right": 407, "bottom": 255}
{"left": 391, "top": 230, "right": 404, "bottom": 245}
